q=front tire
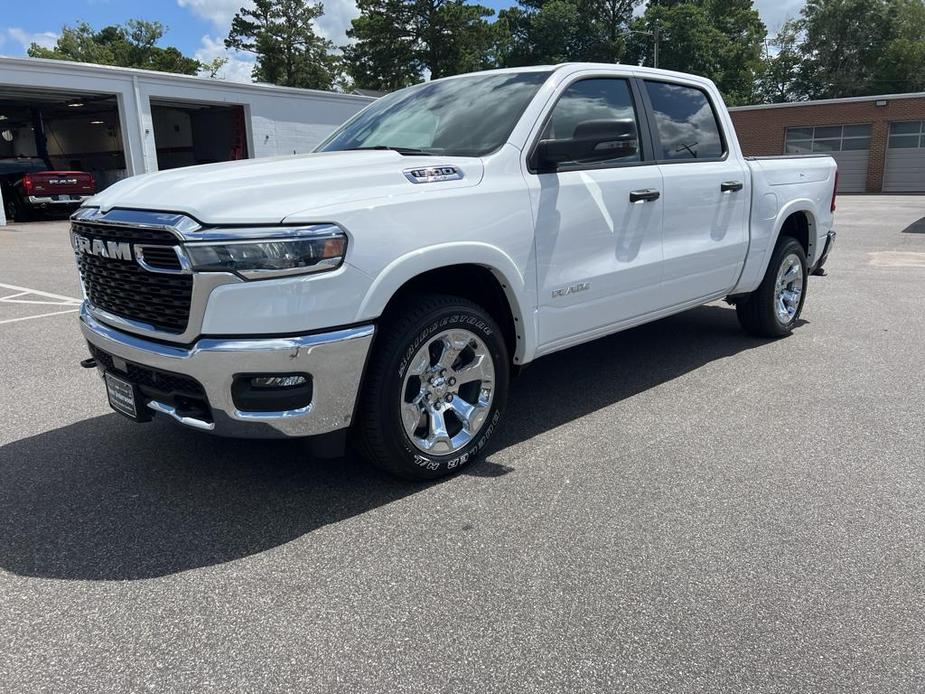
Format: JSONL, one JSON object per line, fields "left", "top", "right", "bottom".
{"left": 356, "top": 293, "right": 509, "bottom": 481}
{"left": 736, "top": 236, "right": 808, "bottom": 338}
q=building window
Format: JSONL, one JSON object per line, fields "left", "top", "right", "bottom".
{"left": 888, "top": 121, "right": 924, "bottom": 149}
{"left": 785, "top": 124, "right": 872, "bottom": 153}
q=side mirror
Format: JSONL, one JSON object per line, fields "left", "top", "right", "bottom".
{"left": 535, "top": 119, "right": 638, "bottom": 171}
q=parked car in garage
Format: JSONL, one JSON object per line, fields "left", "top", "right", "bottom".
{"left": 1, "top": 156, "right": 95, "bottom": 221}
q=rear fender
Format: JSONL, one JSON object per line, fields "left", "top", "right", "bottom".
{"left": 733, "top": 199, "right": 819, "bottom": 294}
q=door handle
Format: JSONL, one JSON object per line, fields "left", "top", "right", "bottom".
{"left": 629, "top": 189, "right": 660, "bottom": 203}
{"left": 721, "top": 181, "right": 744, "bottom": 192}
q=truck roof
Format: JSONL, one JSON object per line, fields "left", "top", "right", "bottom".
{"left": 426, "top": 63, "right": 716, "bottom": 90}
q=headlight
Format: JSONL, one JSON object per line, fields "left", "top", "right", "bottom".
{"left": 185, "top": 226, "right": 347, "bottom": 280}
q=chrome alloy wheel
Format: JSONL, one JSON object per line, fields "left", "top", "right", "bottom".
{"left": 400, "top": 329, "right": 495, "bottom": 455}
{"left": 774, "top": 252, "right": 804, "bottom": 324}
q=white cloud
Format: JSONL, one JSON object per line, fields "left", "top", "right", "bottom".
{"left": 195, "top": 34, "right": 257, "bottom": 83}
{"left": 177, "top": 0, "right": 244, "bottom": 29}
{"left": 177, "top": 0, "right": 358, "bottom": 46}
{"left": 755, "top": 0, "right": 804, "bottom": 33}
{"left": 314, "top": 0, "right": 359, "bottom": 45}
{"left": 5, "top": 27, "right": 59, "bottom": 51}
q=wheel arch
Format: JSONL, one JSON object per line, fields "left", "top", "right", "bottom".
{"left": 734, "top": 200, "right": 820, "bottom": 295}
{"left": 776, "top": 208, "right": 815, "bottom": 260}
{"left": 356, "top": 244, "right": 534, "bottom": 365}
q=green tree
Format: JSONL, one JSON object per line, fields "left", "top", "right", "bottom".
{"left": 761, "top": 0, "right": 925, "bottom": 100}
{"left": 226, "top": 0, "right": 338, "bottom": 90}
{"left": 873, "top": 0, "right": 925, "bottom": 93}
{"left": 201, "top": 57, "right": 230, "bottom": 79}
{"left": 626, "top": 0, "right": 766, "bottom": 106}
{"left": 496, "top": 0, "right": 585, "bottom": 66}
{"left": 344, "top": 0, "right": 495, "bottom": 91}
{"left": 756, "top": 20, "right": 806, "bottom": 103}
{"left": 496, "top": 0, "right": 638, "bottom": 67}
{"left": 28, "top": 20, "right": 201, "bottom": 75}
{"left": 796, "top": 0, "right": 893, "bottom": 98}
{"left": 583, "top": 0, "right": 639, "bottom": 63}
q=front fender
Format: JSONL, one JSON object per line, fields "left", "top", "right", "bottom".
{"left": 355, "top": 242, "right": 537, "bottom": 364}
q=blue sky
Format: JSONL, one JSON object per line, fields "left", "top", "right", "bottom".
{"left": 0, "top": 0, "right": 805, "bottom": 82}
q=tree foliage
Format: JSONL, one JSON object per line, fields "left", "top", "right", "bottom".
{"left": 758, "top": 0, "right": 925, "bottom": 102}
{"left": 226, "top": 0, "right": 338, "bottom": 90}
{"left": 754, "top": 20, "right": 804, "bottom": 103}
{"left": 799, "top": 0, "right": 893, "bottom": 98}
{"left": 27, "top": 20, "right": 202, "bottom": 75}
{"left": 25, "top": 0, "right": 925, "bottom": 103}
{"left": 344, "top": 0, "right": 495, "bottom": 91}
{"left": 496, "top": 0, "right": 638, "bottom": 67}
{"left": 626, "top": 0, "right": 766, "bottom": 106}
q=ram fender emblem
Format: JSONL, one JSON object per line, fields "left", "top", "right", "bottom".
{"left": 552, "top": 282, "right": 590, "bottom": 298}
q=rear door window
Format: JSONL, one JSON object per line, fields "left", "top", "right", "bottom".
{"left": 644, "top": 81, "right": 725, "bottom": 161}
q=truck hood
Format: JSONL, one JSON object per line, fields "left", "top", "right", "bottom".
{"left": 87, "top": 150, "right": 484, "bottom": 225}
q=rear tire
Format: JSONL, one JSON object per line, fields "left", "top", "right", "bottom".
{"left": 736, "top": 236, "right": 808, "bottom": 338}
{"left": 356, "top": 293, "right": 509, "bottom": 481}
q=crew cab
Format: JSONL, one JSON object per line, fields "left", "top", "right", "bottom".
{"left": 2, "top": 156, "right": 95, "bottom": 221}
{"left": 72, "top": 64, "right": 837, "bottom": 480}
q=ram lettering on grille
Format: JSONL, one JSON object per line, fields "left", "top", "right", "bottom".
{"left": 75, "top": 236, "right": 133, "bottom": 262}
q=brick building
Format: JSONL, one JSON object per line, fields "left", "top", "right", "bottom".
{"left": 729, "top": 93, "right": 925, "bottom": 193}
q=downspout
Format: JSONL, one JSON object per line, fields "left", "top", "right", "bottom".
{"left": 132, "top": 75, "right": 150, "bottom": 174}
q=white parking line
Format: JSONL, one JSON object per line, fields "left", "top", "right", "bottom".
{"left": 2, "top": 299, "right": 81, "bottom": 306}
{"left": 0, "top": 282, "right": 82, "bottom": 324}
{"left": 0, "top": 282, "right": 82, "bottom": 306}
{"left": 0, "top": 308, "right": 80, "bottom": 325}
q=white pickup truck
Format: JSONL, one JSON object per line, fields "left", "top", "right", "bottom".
{"left": 73, "top": 64, "right": 837, "bottom": 479}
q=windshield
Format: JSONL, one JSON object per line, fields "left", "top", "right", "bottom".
{"left": 317, "top": 71, "right": 552, "bottom": 158}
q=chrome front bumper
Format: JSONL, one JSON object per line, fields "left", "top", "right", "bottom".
{"left": 80, "top": 304, "right": 375, "bottom": 438}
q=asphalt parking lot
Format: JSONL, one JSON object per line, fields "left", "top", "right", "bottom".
{"left": 1, "top": 196, "right": 924, "bottom": 693}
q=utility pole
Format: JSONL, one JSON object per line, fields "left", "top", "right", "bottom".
{"left": 626, "top": 22, "right": 660, "bottom": 69}
{"left": 653, "top": 24, "right": 659, "bottom": 68}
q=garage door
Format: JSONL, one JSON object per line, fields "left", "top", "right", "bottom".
{"left": 884, "top": 121, "right": 925, "bottom": 193}
{"left": 785, "top": 125, "right": 870, "bottom": 192}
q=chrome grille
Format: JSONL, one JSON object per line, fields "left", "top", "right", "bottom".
{"left": 71, "top": 221, "right": 178, "bottom": 244}
{"left": 73, "top": 222, "right": 192, "bottom": 333}
{"left": 138, "top": 245, "right": 183, "bottom": 271}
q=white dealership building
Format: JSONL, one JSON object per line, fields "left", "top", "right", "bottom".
{"left": 0, "top": 56, "right": 374, "bottom": 224}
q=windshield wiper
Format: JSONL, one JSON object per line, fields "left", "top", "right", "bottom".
{"left": 343, "top": 145, "right": 434, "bottom": 156}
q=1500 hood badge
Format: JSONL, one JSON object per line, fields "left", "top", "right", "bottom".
{"left": 403, "top": 165, "right": 464, "bottom": 184}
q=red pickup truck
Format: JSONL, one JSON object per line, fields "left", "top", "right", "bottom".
{"left": 1, "top": 157, "right": 95, "bottom": 221}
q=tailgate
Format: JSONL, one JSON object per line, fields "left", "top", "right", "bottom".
{"left": 27, "top": 171, "right": 95, "bottom": 196}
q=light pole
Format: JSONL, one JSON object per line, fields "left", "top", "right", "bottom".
{"left": 654, "top": 25, "right": 659, "bottom": 68}
{"left": 626, "top": 24, "right": 660, "bottom": 68}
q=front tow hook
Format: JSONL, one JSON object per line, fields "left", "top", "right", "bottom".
{"left": 79, "top": 357, "right": 97, "bottom": 369}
